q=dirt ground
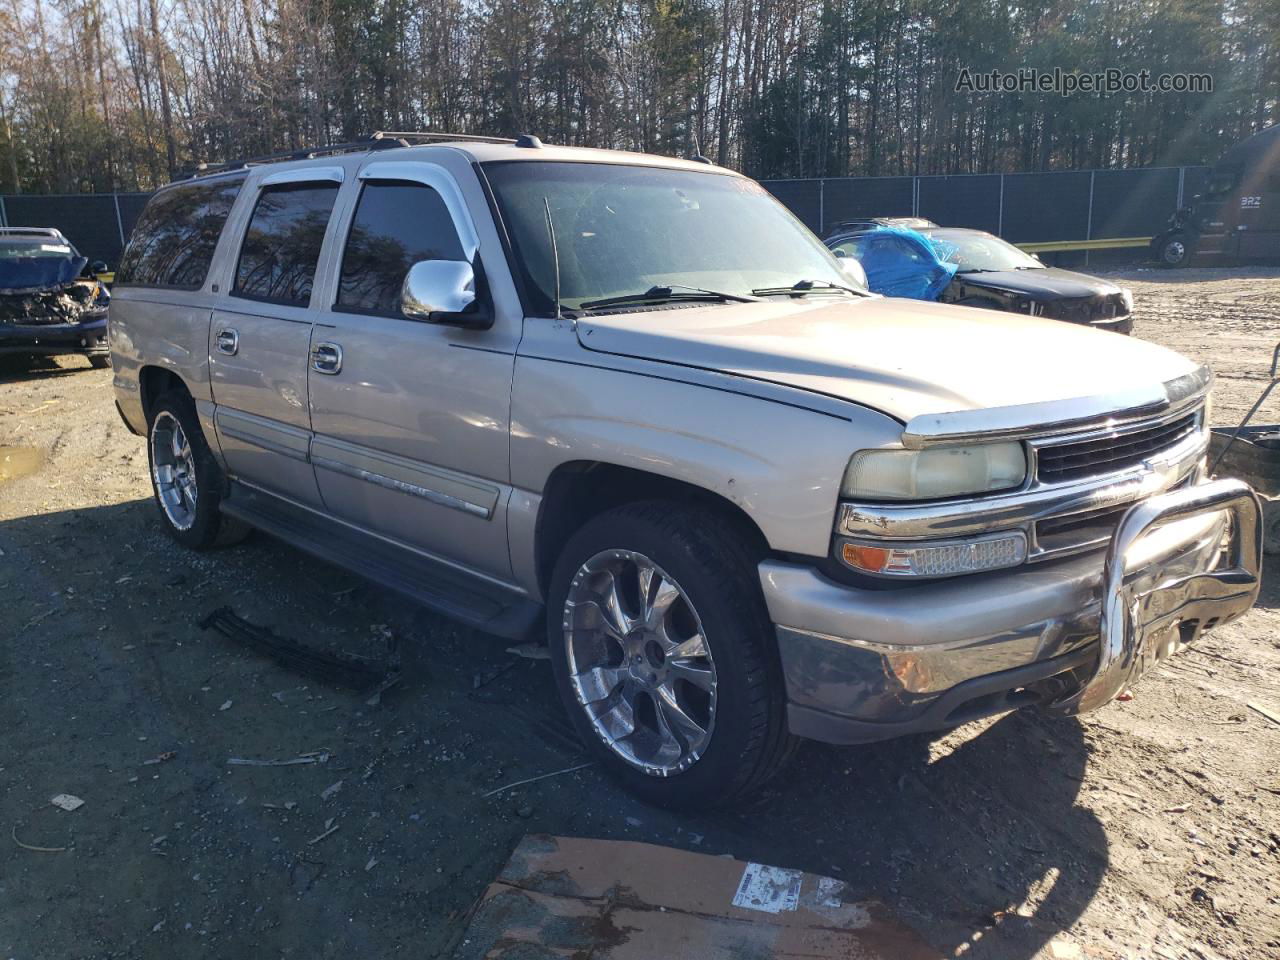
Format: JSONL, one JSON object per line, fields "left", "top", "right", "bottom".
{"left": 2, "top": 266, "right": 1279, "bottom": 960}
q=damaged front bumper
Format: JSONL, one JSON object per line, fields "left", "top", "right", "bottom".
{"left": 0, "top": 311, "right": 109, "bottom": 357}
{"left": 761, "top": 478, "right": 1261, "bottom": 744}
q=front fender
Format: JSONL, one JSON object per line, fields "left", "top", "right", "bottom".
{"left": 508, "top": 350, "right": 903, "bottom": 590}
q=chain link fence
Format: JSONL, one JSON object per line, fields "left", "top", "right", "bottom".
{"left": 761, "top": 165, "right": 1210, "bottom": 258}
{"left": 0, "top": 192, "right": 150, "bottom": 266}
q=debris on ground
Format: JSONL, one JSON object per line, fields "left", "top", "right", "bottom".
{"left": 504, "top": 642, "right": 550, "bottom": 661}
{"left": 481, "top": 762, "right": 594, "bottom": 799}
{"left": 227, "top": 751, "right": 330, "bottom": 767}
{"left": 141, "top": 751, "right": 176, "bottom": 765}
{"left": 199, "top": 606, "right": 398, "bottom": 690}
{"left": 364, "top": 672, "right": 402, "bottom": 707}
{"left": 453, "top": 835, "right": 940, "bottom": 958}
{"left": 50, "top": 794, "right": 85, "bottom": 812}
{"left": 307, "top": 818, "right": 340, "bottom": 846}
{"left": 1246, "top": 701, "right": 1280, "bottom": 727}
{"left": 12, "top": 825, "right": 68, "bottom": 853}
{"left": 320, "top": 780, "right": 344, "bottom": 801}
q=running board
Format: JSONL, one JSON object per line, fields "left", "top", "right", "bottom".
{"left": 221, "top": 481, "right": 541, "bottom": 641}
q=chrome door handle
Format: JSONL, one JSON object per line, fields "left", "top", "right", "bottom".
{"left": 311, "top": 341, "right": 343, "bottom": 375}
{"left": 215, "top": 328, "right": 239, "bottom": 356}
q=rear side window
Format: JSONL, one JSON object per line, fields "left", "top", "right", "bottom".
{"left": 234, "top": 183, "right": 339, "bottom": 306}
{"left": 336, "top": 181, "right": 465, "bottom": 316}
{"left": 116, "top": 175, "right": 245, "bottom": 289}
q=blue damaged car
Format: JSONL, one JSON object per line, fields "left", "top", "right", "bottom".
{"left": 827, "top": 224, "right": 1134, "bottom": 335}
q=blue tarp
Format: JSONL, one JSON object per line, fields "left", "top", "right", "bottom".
{"left": 834, "top": 226, "right": 957, "bottom": 301}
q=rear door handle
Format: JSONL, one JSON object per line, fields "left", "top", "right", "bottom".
{"left": 215, "top": 328, "right": 239, "bottom": 356}
{"left": 311, "top": 341, "right": 343, "bottom": 375}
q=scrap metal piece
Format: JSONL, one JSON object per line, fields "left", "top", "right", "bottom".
{"left": 198, "top": 606, "right": 397, "bottom": 690}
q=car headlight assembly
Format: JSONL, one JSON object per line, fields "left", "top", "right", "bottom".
{"left": 838, "top": 530, "right": 1028, "bottom": 578}
{"left": 1118, "top": 288, "right": 1134, "bottom": 312}
{"left": 841, "top": 441, "right": 1027, "bottom": 501}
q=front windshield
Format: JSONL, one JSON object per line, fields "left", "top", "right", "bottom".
{"left": 927, "top": 231, "right": 1042, "bottom": 272}
{"left": 483, "top": 161, "right": 850, "bottom": 313}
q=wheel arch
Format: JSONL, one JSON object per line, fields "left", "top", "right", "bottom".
{"left": 532, "top": 460, "right": 770, "bottom": 600}
{"left": 138, "top": 365, "right": 192, "bottom": 421}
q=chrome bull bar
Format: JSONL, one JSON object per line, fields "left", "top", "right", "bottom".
{"left": 1047, "top": 478, "right": 1262, "bottom": 716}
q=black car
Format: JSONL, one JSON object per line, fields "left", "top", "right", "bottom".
{"left": 826, "top": 224, "right": 1135, "bottom": 334}
{"left": 0, "top": 227, "right": 112, "bottom": 368}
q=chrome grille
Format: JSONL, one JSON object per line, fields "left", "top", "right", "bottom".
{"left": 1036, "top": 412, "right": 1200, "bottom": 485}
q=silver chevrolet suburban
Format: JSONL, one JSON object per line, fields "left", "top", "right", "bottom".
{"left": 110, "top": 133, "right": 1262, "bottom": 808}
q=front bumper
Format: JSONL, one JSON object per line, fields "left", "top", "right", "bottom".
{"left": 0, "top": 313, "right": 109, "bottom": 357}
{"left": 762, "top": 478, "right": 1261, "bottom": 744}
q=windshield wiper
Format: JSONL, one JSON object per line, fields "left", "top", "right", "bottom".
{"left": 578, "top": 284, "right": 760, "bottom": 311}
{"left": 751, "top": 279, "right": 868, "bottom": 297}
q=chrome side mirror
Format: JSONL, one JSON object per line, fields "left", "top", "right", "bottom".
{"left": 401, "top": 260, "right": 481, "bottom": 324}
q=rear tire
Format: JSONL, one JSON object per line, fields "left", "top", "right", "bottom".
{"left": 546, "top": 501, "right": 797, "bottom": 809}
{"left": 146, "top": 390, "right": 249, "bottom": 549}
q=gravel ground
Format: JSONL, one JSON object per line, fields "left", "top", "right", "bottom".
{"left": 1, "top": 267, "right": 1279, "bottom": 960}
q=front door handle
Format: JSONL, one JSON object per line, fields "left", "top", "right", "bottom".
{"left": 215, "top": 328, "right": 239, "bottom": 356}
{"left": 311, "top": 341, "right": 343, "bottom": 375}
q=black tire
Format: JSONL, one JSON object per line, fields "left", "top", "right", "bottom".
{"left": 88, "top": 354, "right": 112, "bottom": 369}
{"left": 546, "top": 500, "right": 797, "bottom": 809}
{"left": 146, "top": 389, "right": 249, "bottom": 549}
{"left": 1156, "top": 231, "right": 1193, "bottom": 268}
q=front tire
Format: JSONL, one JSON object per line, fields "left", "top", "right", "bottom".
{"left": 1157, "top": 231, "right": 1193, "bottom": 268}
{"left": 146, "top": 390, "right": 248, "bottom": 549}
{"left": 546, "top": 501, "right": 796, "bottom": 808}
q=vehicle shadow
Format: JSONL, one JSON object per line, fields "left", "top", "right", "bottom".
{"left": 0, "top": 354, "right": 96, "bottom": 384}
{"left": 721, "top": 712, "right": 1106, "bottom": 958}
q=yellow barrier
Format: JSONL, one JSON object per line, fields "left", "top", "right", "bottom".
{"left": 1016, "top": 236, "right": 1152, "bottom": 254}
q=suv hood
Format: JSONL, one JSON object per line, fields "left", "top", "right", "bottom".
{"left": 959, "top": 266, "right": 1120, "bottom": 300}
{"left": 575, "top": 297, "right": 1198, "bottom": 424}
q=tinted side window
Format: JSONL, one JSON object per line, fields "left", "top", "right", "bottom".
{"left": 234, "top": 183, "right": 339, "bottom": 306}
{"left": 116, "top": 175, "right": 245, "bottom": 288}
{"left": 336, "top": 181, "right": 465, "bottom": 316}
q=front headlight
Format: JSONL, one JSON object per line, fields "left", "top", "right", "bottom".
{"left": 1119, "top": 288, "right": 1134, "bottom": 312}
{"left": 842, "top": 442, "right": 1027, "bottom": 501}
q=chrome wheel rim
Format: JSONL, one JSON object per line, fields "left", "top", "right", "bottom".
{"left": 150, "top": 411, "right": 198, "bottom": 531}
{"left": 1163, "top": 240, "right": 1186, "bottom": 264}
{"left": 562, "top": 550, "right": 717, "bottom": 776}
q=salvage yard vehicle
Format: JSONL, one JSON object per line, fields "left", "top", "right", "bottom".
{"left": 0, "top": 227, "right": 112, "bottom": 367}
{"left": 111, "top": 133, "right": 1262, "bottom": 808}
{"left": 1151, "top": 123, "right": 1279, "bottom": 267}
{"left": 827, "top": 224, "right": 1135, "bottom": 333}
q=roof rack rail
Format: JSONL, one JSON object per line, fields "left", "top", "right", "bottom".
{"left": 0, "top": 226, "right": 67, "bottom": 239}
{"left": 370, "top": 130, "right": 516, "bottom": 145}
{"left": 175, "top": 131, "right": 518, "bottom": 181}
{"left": 176, "top": 136, "right": 407, "bottom": 181}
